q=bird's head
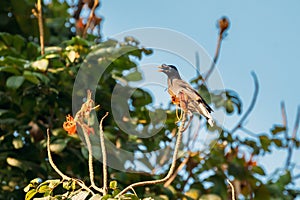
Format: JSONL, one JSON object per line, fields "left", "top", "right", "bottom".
{"left": 158, "top": 64, "right": 180, "bottom": 78}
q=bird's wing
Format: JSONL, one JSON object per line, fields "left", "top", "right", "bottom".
{"left": 174, "top": 79, "right": 214, "bottom": 113}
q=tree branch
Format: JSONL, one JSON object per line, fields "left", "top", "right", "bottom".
{"left": 227, "top": 179, "right": 236, "bottom": 200}
{"left": 231, "top": 72, "right": 259, "bottom": 133}
{"left": 203, "top": 34, "right": 222, "bottom": 82}
{"left": 99, "top": 112, "right": 109, "bottom": 195}
{"left": 163, "top": 154, "right": 190, "bottom": 187}
{"left": 82, "top": 0, "right": 99, "bottom": 38}
{"left": 281, "top": 101, "right": 288, "bottom": 139}
{"left": 80, "top": 122, "right": 103, "bottom": 193}
{"left": 203, "top": 17, "right": 230, "bottom": 82}
{"left": 285, "top": 106, "right": 300, "bottom": 169}
{"left": 46, "top": 129, "right": 94, "bottom": 195}
{"left": 36, "top": 0, "right": 45, "bottom": 55}
{"left": 115, "top": 113, "right": 188, "bottom": 198}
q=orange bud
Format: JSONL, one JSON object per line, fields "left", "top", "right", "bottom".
{"left": 63, "top": 114, "right": 77, "bottom": 135}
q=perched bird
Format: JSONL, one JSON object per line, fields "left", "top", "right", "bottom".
{"left": 158, "top": 64, "right": 214, "bottom": 127}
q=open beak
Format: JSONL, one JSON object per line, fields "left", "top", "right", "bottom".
{"left": 158, "top": 64, "right": 167, "bottom": 72}
{"left": 158, "top": 65, "right": 163, "bottom": 72}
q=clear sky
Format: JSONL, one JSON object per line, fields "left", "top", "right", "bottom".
{"left": 98, "top": 0, "right": 300, "bottom": 182}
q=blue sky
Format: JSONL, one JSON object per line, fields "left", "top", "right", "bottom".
{"left": 98, "top": 0, "right": 300, "bottom": 182}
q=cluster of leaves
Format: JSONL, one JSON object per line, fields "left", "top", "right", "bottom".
{"left": 0, "top": 30, "right": 154, "bottom": 199}
{"left": 1, "top": 0, "right": 300, "bottom": 199}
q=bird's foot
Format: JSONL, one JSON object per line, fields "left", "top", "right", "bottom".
{"left": 175, "top": 104, "right": 183, "bottom": 123}
{"left": 181, "top": 114, "right": 193, "bottom": 132}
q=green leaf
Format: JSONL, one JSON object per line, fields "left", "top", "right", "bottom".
{"left": 31, "top": 59, "right": 49, "bottom": 72}
{"left": 32, "top": 72, "right": 50, "bottom": 84}
{"left": 37, "top": 185, "right": 50, "bottom": 193}
{"left": 259, "top": 135, "right": 272, "bottom": 151}
{"left": 131, "top": 88, "right": 152, "bottom": 107}
{"left": 25, "top": 189, "right": 37, "bottom": 200}
{"left": 225, "top": 100, "right": 234, "bottom": 114}
{"left": 109, "top": 180, "right": 118, "bottom": 189}
{"left": 277, "top": 171, "right": 291, "bottom": 187}
{"left": 23, "top": 71, "right": 40, "bottom": 84}
{"left": 271, "top": 125, "right": 286, "bottom": 135}
{"left": 0, "top": 109, "right": 9, "bottom": 116}
{"left": 252, "top": 166, "right": 265, "bottom": 175}
{"left": 124, "top": 70, "right": 143, "bottom": 82}
{"left": 254, "top": 185, "right": 270, "bottom": 199}
{"left": 273, "top": 139, "right": 283, "bottom": 147}
{"left": 12, "top": 138, "right": 24, "bottom": 149}
{"left": 6, "top": 75, "right": 25, "bottom": 89}
{"left": 0, "top": 66, "right": 21, "bottom": 75}
{"left": 50, "top": 138, "right": 70, "bottom": 153}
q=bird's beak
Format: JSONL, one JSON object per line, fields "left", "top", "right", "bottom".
{"left": 158, "top": 64, "right": 167, "bottom": 72}
{"left": 158, "top": 65, "right": 163, "bottom": 72}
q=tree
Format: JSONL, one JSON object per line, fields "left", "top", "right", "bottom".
{"left": 0, "top": 1, "right": 299, "bottom": 199}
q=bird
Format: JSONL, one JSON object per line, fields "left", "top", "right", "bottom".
{"left": 158, "top": 64, "right": 214, "bottom": 127}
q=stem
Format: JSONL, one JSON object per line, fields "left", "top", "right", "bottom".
{"left": 80, "top": 123, "right": 103, "bottom": 193}
{"left": 46, "top": 129, "right": 94, "bottom": 194}
{"left": 163, "top": 155, "right": 190, "bottom": 187}
{"left": 231, "top": 72, "right": 259, "bottom": 133}
{"left": 99, "top": 112, "right": 109, "bottom": 195}
{"left": 203, "top": 34, "right": 222, "bottom": 82}
{"left": 82, "top": 0, "right": 99, "bottom": 38}
{"left": 281, "top": 102, "right": 288, "bottom": 139}
{"left": 115, "top": 113, "right": 188, "bottom": 198}
{"left": 227, "top": 179, "right": 236, "bottom": 200}
{"left": 285, "top": 106, "right": 300, "bottom": 169}
{"left": 36, "top": 0, "right": 44, "bottom": 55}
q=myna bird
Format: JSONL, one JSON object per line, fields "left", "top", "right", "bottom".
{"left": 158, "top": 64, "right": 214, "bottom": 127}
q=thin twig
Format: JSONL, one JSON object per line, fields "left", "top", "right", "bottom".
{"left": 115, "top": 113, "right": 188, "bottom": 198}
{"left": 227, "top": 179, "right": 236, "bottom": 200}
{"left": 46, "top": 129, "right": 94, "bottom": 194}
{"left": 203, "top": 17, "right": 229, "bottom": 81}
{"left": 203, "top": 34, "right": 222, "bottom": 81}
{"left": 80, "top": 122, "right": 103, "bottom": 193}
{"left": 82, "top": 0, "right": 99, "bottom": 38}
{"left": 47, "top": 129, "right": 71, "bottom": 180}
{"left": 292, "top": 106, "right": 300, "bottom": 139}
{"left": 36, "top": 0, "right": 45, "bottom": 55}
{"left": 99, "top": 112, "right": 109, "bottom": 195}
{"left": 163, "top": 155, "right": 190, "bottom": 187}
{"left": 231, "top": 72, "right": 259, "bottom": 133}
{"left": 281, "top": 102, "right": 288, "bottom": 139}
{"left": 285, "top": 106, "right": 300, "bottom": 169}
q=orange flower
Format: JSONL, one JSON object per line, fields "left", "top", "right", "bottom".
{"left": 63, "top": 114, "right": 77, "bottom": 135}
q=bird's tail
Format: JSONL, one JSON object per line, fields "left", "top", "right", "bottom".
{"left": 207, "top": 118, "right": 214, "bottom": 127}
{"left": 197, "top": 102, "right": 214, "bottom": 127}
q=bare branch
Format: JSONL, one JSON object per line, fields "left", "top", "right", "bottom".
{"left": 115, "top": 113, "right": 188, "bottom": 198}
{"left": 231, "top": 72, "right": 259, "bottom": 133}
{"left": 203, "top": 34, "right": 222, "bottom": 82}
{"left": 82, "top": 0, "right": 99, "bottom": 38}
{"left": 163, "top": 154, "right": 190, "bottom": 187}
{"left": 281, "top": 101, "right": 288, "bottom": 139}
{"left": 203, "top": 17, "right": 230, "bottom": 82}
{"left": 292, "top": 106, "right": 300, "bottom": 139}
{"left": 47, "top": 129, "right": 71, "bottom": 181}
{"left": 285, "top": 106, "right": 300, "bottom": 169}
{"left": 80, "top": 122, "right": 103, "bottom": 193}
{"left": 35, "top": 0, "right": 45, "bottom": 55}
{"left": 227, "top": 179, "right": 236, "bottom": 200}
{"left": 46, "top": 129, "right": 94, "bottom": 194}
{"left": 99, "top": 112, "right": 109, "bottom": 195}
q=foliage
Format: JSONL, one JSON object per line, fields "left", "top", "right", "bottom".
{"left": 0, "top": 1, "right": 300, "bottom": 200}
